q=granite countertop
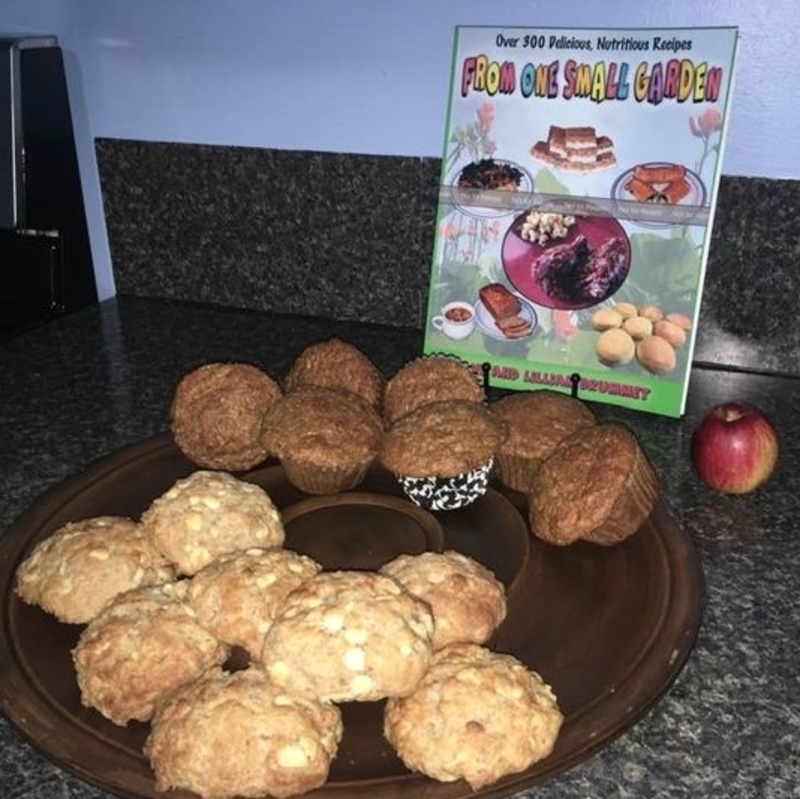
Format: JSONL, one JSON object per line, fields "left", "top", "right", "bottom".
{"left": 1, "top": 296, "right": 798, "bottom": 799}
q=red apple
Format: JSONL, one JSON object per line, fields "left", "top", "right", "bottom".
{"left": 690, "top": 401, "right": 779, "bottom": 494}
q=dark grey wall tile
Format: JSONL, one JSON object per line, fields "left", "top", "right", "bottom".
{"left": 95, "top": 139, "right": 800, "bottom": 376}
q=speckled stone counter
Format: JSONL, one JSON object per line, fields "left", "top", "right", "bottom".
{"left": 1, "top": 296, "right": 798, "bottom": 798}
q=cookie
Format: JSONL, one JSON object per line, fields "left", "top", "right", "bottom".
{"left": 187, "top": 547, "right": 321, "bottom": 660}
{"left": 72, "top": 582, "right": 228, "bottom": 725}
{"left": 380, "top": 551, "right": 506, "bottom": 650}
{"left": 146, "top": 666, "right": 342, "bottom": 799}
{"left": 259, "top": 570, "right": 434, "bottom": 702}
{"left": 14, "top": 516, "right": 175, "bottom": 624}
{"left": 384, "top": 643, "right": 563, "bottom": 790}
{"left": 170, "top": 362, "right": 282, "bottom": 471}
{"left": 141, "top": 470, "right": 285, "bottom": 576}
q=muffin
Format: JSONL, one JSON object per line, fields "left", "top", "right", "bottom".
{"left": 72, "top": 581, "right": 229, "bottom": 725}
{"left": 378, "top": 399, "right": 507, "bottom": 510}
{"left": 382, "top": 355, "right": 484, "bottom": 425}
{"left": 489, "top": 390, "right": 597, "bottom": 493}
{"left": 260, "top": 385, "right": 384, "bottom": 495}
{"left": 146, "top": 666, "right": 343, "bottom": 799}
{"left": 384, "top": 643, "right": 563, "bottom": 790}
{"left": 141, "top": 470, "right": 285, "bottom": 576}
{"left": 284, "top": 337, "right": 385, "bottom": 411}
{"left": 380, "top": 550, "right": 506, "bottom": 650}
{"left": 528, "top": 422, "right": 659, "bottom": 546}
{"left": 14, "top": 516, "right": 175, "bottom": 624}
{"left": 259, "top": 570, "right": 434, "bottom": 702}
{"left": 187, "top": 547, "right": 321, "bottom": 660}
{"left": 170, "top": 362, "right": 282, "bottom": 471}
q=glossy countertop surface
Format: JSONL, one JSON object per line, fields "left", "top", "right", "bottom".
{"left": 1, "top": 296, "right": 798, "bottom": 799}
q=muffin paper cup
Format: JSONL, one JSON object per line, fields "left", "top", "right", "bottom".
{"left": 396, "top": 459, "right": 493, "bottom": 511}
{"left": 281, "top": 456, "right": 372, "bottom": 495}
{"left": 495, "top": 453, "right": 540, "bottom": 494}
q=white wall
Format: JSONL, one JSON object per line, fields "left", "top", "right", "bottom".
{"left": 3, "top": 0, "right": 799, "bottom": 300}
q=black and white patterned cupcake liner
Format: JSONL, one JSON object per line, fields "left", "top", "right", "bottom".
{"left": 396, "top": 459, "right": 493, "bottom": 511}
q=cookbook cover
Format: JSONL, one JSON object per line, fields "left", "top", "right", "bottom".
{"left": 423, "top": 25, "right": 739, "bottom": 417}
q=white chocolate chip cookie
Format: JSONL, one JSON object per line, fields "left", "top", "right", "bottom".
{"left": 384, "top": 643, "right": 563, "bottom": 790}
{"left": 141, "top": 471, "right": 285, "bottom": 575}
{"left": 380, "top": 550, "right": 507, "bottom": 650}
{"left": 72, "top": 581, "right": 229, "bottom": 725}
{"left": 146, "top": 666, "right": 342, "bottom": 799}
{"left": 260, "top": 570, "right": 434, "bottom": 702}
{"left": 15, "top": 516, "right": 175, "bottom": 624}
{"left": 187, "top": 547, "right": 321, "bottom": 659}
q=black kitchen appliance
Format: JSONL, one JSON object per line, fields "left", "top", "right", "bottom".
{"left": 0, "top": 35, "right": 97, "bottom": 338}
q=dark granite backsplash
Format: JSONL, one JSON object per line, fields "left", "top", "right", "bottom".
{"left": 95, "top": 138, "right": 800, "bottom": 377}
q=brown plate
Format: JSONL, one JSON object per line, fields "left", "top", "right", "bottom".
{"left": 0, "top": 433, "right": 703, "bottom": 799}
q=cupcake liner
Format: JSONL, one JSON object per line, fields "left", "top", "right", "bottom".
{"left": 281, "top": 455, "right": 372, "bottom": 495}
{"left": 495, "top": 453, "right": 540, "bottom": 494}
{"left": 397, "top": 459, "right": 493, "bottom": 511}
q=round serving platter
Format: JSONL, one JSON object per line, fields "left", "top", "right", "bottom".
{"left": 0, "top": 432, "right": 704, "bottom": 799}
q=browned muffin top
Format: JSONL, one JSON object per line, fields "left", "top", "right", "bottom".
{"left": 383, "top": 356, "right": 485, "bottom": 425}
{"left": 284, "top": 338, "right": 386, "bottom": 411}
{"left": 261, "top": 386, "right": 384, "bottom": 468}
{"left": 170, "top": 362, "right": 282, "bottom": 471}
{"left": 379, "top": 400, "right": 507, "bottom": 478}
{"left": 490, "top": 390, "right": 596, "bottom": 461}
{"left": 529, "top": 422, "right": 658, "bottom": 546}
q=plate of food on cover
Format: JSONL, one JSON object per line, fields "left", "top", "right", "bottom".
{"left": 611, "top": 161, "right": 707, "bottom": 227}
{"left": 474, "top": 283, "right": 538, "bottom": 340}
{"left": 501, "top": 204, "right": 632, "bottom": 310}
{"left": 450, "top": 157, "right": 533, "bottom": 218}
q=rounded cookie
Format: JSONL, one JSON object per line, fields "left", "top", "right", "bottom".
{"left": 170, "top": 361, "right": 282, "bottom": 471}
{"left": 384, "top": 643, "right": 563, "bottom": 790}
{"left": 187, "top": 547, "right": 321, "bottom": 660}
{"left": 72, "top": 581, "right": 229, "bottom": 725}
{"left": 380, "top": 550, "right": 506, "bottom": 650}
{"left": 141, "top": 470, "right": 285, "bottom": 576}
{"left": 146, "top": 666, "right": 343, "bottom": 799}
{"left": 14, "top": 515, "right": 175, "bottom": 624}
{"left": 260, "top": 570, "right": 434, "bottom": 702}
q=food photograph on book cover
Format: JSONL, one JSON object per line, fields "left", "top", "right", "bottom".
{"left": 424, "top": 25, "right": 737, "bottom": 418}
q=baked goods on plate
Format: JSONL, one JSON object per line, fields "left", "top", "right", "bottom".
{"left": 380, "top": 550, "right": 507, "bottom": 650}
{"left": 145, "top": 665, "right": 343, "bottom": 799}
{"left": 14, "top": 515, "right": 174, "bottom": 624}
{"left": 490, "top": 390, "right": 597, "bottom": 493}
{"left": 141, "top": 470, "right": 285, "bottom": 576}
{"left": 186, "top": 547, "right": 321, "bottom": 660}
{"left": 259, "top": 570, "right": 434, "bottom": 702}
{"left": 72, "top": 581, "right": 229, "bottom": 726}
{"left": 384, "top": 642, "right": 563, "bottom": 789}
{"left": 170, "top": 362, "right": 282, "bottom": 471}
{"left": 529, "top": 422, "right": 659, "bottom": 546}
{"left": 284, "top": 337, "right": 386, "bottom": 411}
{"left": 260, "top": 386, "right": 384, "bottom": 494}
{"left": 378, "top": 399, "right": 508, "bottom": 510}
{"left": 382, "top": 355, "right": 484, "bottom": 425}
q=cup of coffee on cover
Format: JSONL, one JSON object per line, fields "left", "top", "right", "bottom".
{"left": 431, "top": 301, "right": 476, "bottom": 340}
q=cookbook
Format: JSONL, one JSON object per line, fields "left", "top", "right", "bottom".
{"left": 423, "top": 25, "right": 739, "bottom": 417}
